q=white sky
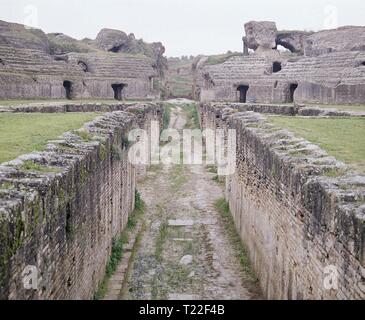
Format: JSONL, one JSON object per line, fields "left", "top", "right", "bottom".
{"left": 1, "top": 0, "right": 364, "bottom": 57}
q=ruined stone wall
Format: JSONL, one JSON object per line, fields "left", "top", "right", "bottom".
{"left": 0, "top": 45, "right": 160, "bottom": 100}
{"left": 0, "top": 103, "right": 163, "bottom": 300}
{"left": 199, "top": 103, "right": 365, "bottom": 300}
{"left": 0, "top": 19, "right": 163, "bottom": 100}
{"left": 198, "top": 102, "right": 365, "bottom": 118}
{"left": 198, "top": 22, "right": 365, "bottom": 105}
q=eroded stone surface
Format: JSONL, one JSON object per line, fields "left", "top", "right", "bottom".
{"left": 199, "top": 102, "right": 365, "bottom": 300}
{"left": 244, "top": 21, "right": 278, "bottom": 51}
{"left": 0, "top": 20, "right": 164, "bottom": 100}
{"left": 197, "top": 20, "right": 365, "bottom": 105}
{"left": 0, "top": 103, "right": 163, "bottom": 300}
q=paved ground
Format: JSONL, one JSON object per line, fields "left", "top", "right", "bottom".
{"left": 120, "top": 105, "right": 261, "bottom": 300}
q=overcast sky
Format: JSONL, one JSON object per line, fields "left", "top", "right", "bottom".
{"left": 1, "top": 0, "right": 364, "bottom": 57}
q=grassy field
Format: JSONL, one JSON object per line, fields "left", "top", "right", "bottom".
{"left": 0, "top": 112, "right": 101, "bottom": 163}
{"left": 203, "top": 52, "right": 243, "bottom": 66}
{"left": 166, "top": 58, "right": 195, "bottom": 99}
{"left": 310, "top": 104, "right": 365, "bottom": 113}
{"left": 268, "top": 117, "right": 365, "bottom": 173}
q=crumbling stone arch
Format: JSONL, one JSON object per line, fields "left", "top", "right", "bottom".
{"left": 112, "top": 83, "right": 126, "bottom": 100}
{"left": 276, "top": 39, "right": 296, "bottom": 53}
{"left": 237, "top": 85, "right": 249, "bottom": 103}
{"left": 77, "top": 60, "right": 89, "bottom": 72}
{"left": 63, "top": 80, "right": 73, "bottom": 99}
{"left": 288, "top": 83, "right": 298, "bottom": 103}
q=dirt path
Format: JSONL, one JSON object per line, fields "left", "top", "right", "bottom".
{"left": 121, "top": 105, "right": 261, "bottom": 300}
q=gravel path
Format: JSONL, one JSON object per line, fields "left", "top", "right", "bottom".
{"left": 121, "top": 105, "right": 261, "bottom": 300}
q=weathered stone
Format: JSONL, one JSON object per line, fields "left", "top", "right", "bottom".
{"left": 304, "top": 26, "right": 365, "bottom": 56}
{"left": 277, "top": 30, "right": 313, "bottom": 54}
{"left": 168, "top": 294, "right": 200, "bottom": 300}
{"left": 244, "top": 21, "right": 278, "bottom": 51}
{"left": 0, "top": 20, "right": 164, "bottom": 100}
{"left": 0, "top": 103, "right": 163, "bottom": 300}
{"left": 197, "top": 21, "right": 365, "bottom": 105}
{"left": 94, "top": 28, "right": 129, "bottom": 52}
{"left": 199, "top": 102, "right": 365, "bottom": 300}
{"left": 0, "top": 20, "right": 50, "bottom": 52}
{"left": 179, "top": 255, "right": 193, "bottom": 265}
{"left": 168, "top": 219, "right": 194, "bottom": 226}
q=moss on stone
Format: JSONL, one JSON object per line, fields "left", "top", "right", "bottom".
{"left": 0, "top": 182, "right": 14, "bottom": 190}
{"left": 73, "top": 128, "right": 92, "bottom": 142}
{"left": 99, "top": 144, "right": 108, "bottom": 161}
{"left": 19, "top": 160, "right": 62, "bottom": 174}
{"left": 323, "top": 167, "right": 348, "bottom": 178}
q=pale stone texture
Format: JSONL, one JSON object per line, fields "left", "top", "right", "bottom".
{"left": 197, "top": 21, "right": 365, "bottom": 105}
{"left": 0, "top": 20, "right": 164, "bottom": 100}
{"left": 199, "top": 102, "right": 365, "bottom": 300}
{"left": 244, "top": 21, "right": 278, "bottom": 51}
{"left": 0, "top": 103, "right": 163, "bottom": 300}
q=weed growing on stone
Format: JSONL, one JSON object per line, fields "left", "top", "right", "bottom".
{"left": 184, "top": 103, "right": 200, "bottom": 129}
{"left": 0, "top": 181, "right": 14, "bottom": 190}
{"left": 19, "top": 160, "right": 62, "bottom": 174}
{"left": 73, "top": 128, "right": 92, "bottom": 142}
{"left": 94, "top": 190, "right": 145, "bottom": 300}
{"left": 214, "top": 198, "right": 259, "bottom": 285}
{"left": 206, "top": 165, "right": 217, "bottom": 174}
{"left": 323, "top": 167, "right": 348, "bottom": 178}
{"left": 155, "top": 223, "right": 168, "bottom": 263}
{"left": 163, "top": 103, "right": 173, "bottom": 130}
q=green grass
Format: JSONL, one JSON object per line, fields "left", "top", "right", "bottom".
{"left": 204, "top": 52, "right": 243, "bottom": 66}
{"left": 214, "top": 198, "right": 259, "bottom": 284}
{"left": 309, "top": 104, "right": 365, "bottom": 113}
{"left": 94, "top": 191, "right": 145, "bottom": 300}
{"left": 19, "top": 160, "right": 62, "bottom": 174}
{"left": 268, "top": 117, "right": 365, "bottom": 173}
{"left": 206, "top": 165, "right": 217, "bottom": 174}
{"left": 0, "top": 112, "right": 101, "bottom": 163}
{"left": 162, "top": 103, "right": 173, "bottom": 130}
{"left": 184, "top": 103, "right": 200, "bottom": 129}
{"left": 166, "top": 57, "right": 195, "bottom": 98}
{"left": 155, "top": 222, "right": 169, "bottom": 263}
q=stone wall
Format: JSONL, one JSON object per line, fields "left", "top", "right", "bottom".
{"left": 199, "top": 102, "right": 365, "bottom": 300}
{"left": 0, "top": 102, "right": 161, "bottom": 114}
{"left": 0, "top": 20, "right": 163, "bottom": 100}
{"left": 198, "top": 102, "right": 365, "bottom": 118}
{"left": 197, "top": 21, "right": 365, "bottom": 105}
{"left": 0, "top": 103, "right": 162, "bottom": 300}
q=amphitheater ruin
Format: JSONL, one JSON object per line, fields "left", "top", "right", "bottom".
{"left": 0, "top": 19, "right": 364, "bottom": 300}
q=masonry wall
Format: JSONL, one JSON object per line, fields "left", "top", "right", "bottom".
{"left": 0, "top": 75, "right": 159, "bottom": 100}
{"left": 0, "top": 104, "right": 162, "bottom": 300}
{"left": 199, "top": 103, "right": 365, "bottom": 300}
